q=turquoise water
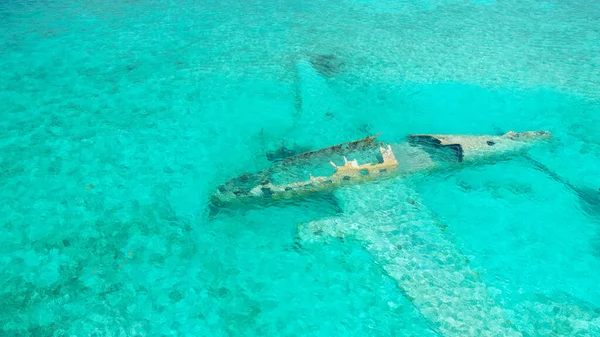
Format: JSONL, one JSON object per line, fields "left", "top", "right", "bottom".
{"left": 1, "top": 0, "right": 600, "bottom": 336}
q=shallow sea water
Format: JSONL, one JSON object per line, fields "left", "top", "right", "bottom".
{"left": 1, "top": 0, "right": 600, "bottom": 336}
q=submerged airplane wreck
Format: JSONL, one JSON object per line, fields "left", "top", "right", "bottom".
{"left": 209, "top": 130, "right": 600, "bottom": 336}
{"left": 210, "top": 130, "right": 552, "bottom": 211}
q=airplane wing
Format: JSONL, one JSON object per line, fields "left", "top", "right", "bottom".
{"left": 297, "top": 178, "right": 600, "bottom": 336}
{"left": 297, "top": 180, "right": 522, "bottom": 337}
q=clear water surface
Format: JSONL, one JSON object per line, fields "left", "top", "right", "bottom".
{"left": 1, "top": 0, "right": 600, "bottom": 336}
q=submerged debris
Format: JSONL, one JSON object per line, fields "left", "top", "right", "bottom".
{"left": 266, "top": 142, "right": 311, "bottom": 163}
{"left": 310, "top": 54, "right": 345, "bottom": 78}
{"left": 211, "top": 131, "right": 552, "bottom": 212}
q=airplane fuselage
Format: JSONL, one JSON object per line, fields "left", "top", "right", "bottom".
{"left": 210, "top": 131, "right": 552, "bottom": 211}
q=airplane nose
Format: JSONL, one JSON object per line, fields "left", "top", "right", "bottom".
{"left": 507, "top": 130, "right": 552, "bottom": 140}
{"left": 537, "top": 130, "right": 552, "bottom": 138}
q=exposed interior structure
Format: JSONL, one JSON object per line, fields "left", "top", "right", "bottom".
{"left": 210, "top": 130, "right": 552, "bottom": 211}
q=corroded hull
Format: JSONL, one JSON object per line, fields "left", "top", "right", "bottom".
{"left": 210, "top": 131, "right": 551, "bottom": 211}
